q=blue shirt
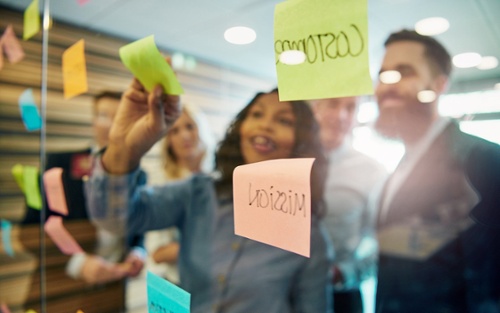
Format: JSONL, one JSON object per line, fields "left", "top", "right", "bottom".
{"left": 85, "top": 158, "right": 333, "bottom": 313}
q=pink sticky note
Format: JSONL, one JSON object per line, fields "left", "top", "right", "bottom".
{"left": 233, "top": 158, "right": 315, "bottom": 257}
{"left": 44, "top": 216, "right": 83, "bottom": 255}
{"left": 1, "top": 24, "right": 25, "bottom": 63}
{"left": 77, "top": 0, "right": 90, "bottom": 5}
{"left": 43, "top": 167, "right": 68, "bottom": 215}
{"left": 0, "top": 303, "right": 12, "bottom": 313}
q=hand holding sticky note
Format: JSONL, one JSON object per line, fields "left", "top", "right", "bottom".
{"left": 274, "top": 0, "right": 373, "bottom": 101}
{"left": 119, "top": 35, "right": 183, "bottom": 95}
{"left": 233, "top": 158, "right": 315, "bottom": 257}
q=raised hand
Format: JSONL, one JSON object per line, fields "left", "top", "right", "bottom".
{"left": 103, "top": 79, "right": 181, "bottom": 174}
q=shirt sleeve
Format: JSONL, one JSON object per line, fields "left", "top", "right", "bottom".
{"left": 84, "top": 154, "right": 190, "bottom": 238}
{"left": 290, "top": 219, "right": 334, "bottom": 313}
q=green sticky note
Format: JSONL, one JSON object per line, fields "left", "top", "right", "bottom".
{"left": 274, "top": 0, "right": 373, "bottom": 101}
{"left": 23, "top": 165, "right": 42, "bottom": 210}
{"left": 119, "top": 35, "right": 183, "bottom": 95}
{"left": 11, "top": 163, "right": 25, "bottom": 192}
{"left": 23, "top": 0, "right": 40, "bottom": 40}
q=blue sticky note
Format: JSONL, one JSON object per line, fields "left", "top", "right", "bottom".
{"left": 147, "top": 271, "right": 190, "bottom": 313}
{"left": 1, "top": 219, "right": 14, "bottom": 257}
{"left": 19, "top": 88, "right": 42, "bottom": 131}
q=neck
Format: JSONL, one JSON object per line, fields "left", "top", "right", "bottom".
{"left": 178, "top": 156, "right": 201, "bottom": 173}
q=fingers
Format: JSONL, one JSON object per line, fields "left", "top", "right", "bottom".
{"left": 148, "top": 85, "right": 181, "bottom": 127}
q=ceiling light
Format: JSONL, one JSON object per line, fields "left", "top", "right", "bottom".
{"left": 279, "top": 50, "right": 306, "bottom": 65}
{"left": 415, "top": 17, "right": 450, "bottom": 36}
{"left": 477, "top": 56, "right": 499, "bottom": 70}
{"left": 379, "top": 70, "right": 401, "bottom": 84}
{"left": 417, "top": 90, "right": 436, "bottom": 103}
{"left": 452, "top": 52, "right": 482, "bottom": 68}
{"left": 171, "top": 52, "right": 185, "bottom": 69}
{"left": 495, "top": 83, "right": 500, "bottom": 90}
{"left": 224, "top": 26, "right": 256, "bottom": 45}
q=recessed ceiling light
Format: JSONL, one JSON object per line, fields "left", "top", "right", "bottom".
{"left": 224, "top": 26, "right": 256, "bottom": 45}
{"left": 477, "top": 56, "right": 499, "bottom": 70}
{"left": 279, "top": 50, "right": 306, "bottom": 65}
{"left": 415, "top": 17, "right": 450, "bottom": 36}
{"left": 379, "top": 70, "right": 401, "bottom": 84}
{"left": 452, "top": 52, "right": 482, "bottom": 68}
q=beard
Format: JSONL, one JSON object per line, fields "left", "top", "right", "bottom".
{"left": 374, "top": 107, "right": 402, "bottom": 139}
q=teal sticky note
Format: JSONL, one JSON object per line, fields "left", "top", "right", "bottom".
{"left": 19, "top": 88, "right": 42, "bottom": 131}
{"left": 147, "top": 271, "right": 190, "bottom": 313}
{"left": 1, "top": 219, "right": 14, "bottom": 257}
{"left": 119, "top": 35, "right": 183, "bottom": 95}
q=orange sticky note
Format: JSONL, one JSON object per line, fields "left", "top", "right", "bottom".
{"left": 43, "top": 168, "right": 68, "bottom": 216}
{"left": 2, "top": 25, "right": 25, "bottom": 63}
{"left": 233, "top": 158, "right": 315, "bottom": 257}
{"left": 44, "top": 216, "right": 83, "bottom": 255}
{"left": 62, "top": 39, "right": 88, "bottom": 99}
{"left": 23, "top": 0, "right": 40, "bottom": 40}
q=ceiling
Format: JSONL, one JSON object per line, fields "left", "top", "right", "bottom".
{"left": 1, "top": 0, "right": 500, "bottom": 93}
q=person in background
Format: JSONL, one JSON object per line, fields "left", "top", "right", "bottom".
{"left": 22, "top": 91, "right": 145, "bottom": 284}
{"left": 85, "top": 76, "right": 333, "bottom": 313}
{"left": 311, "top": 96, "right": 388, "bottom": 313}
{"left": 146, "top": 103, "right": 215, "bottom": 285}
{"left": 374, "top": 29, "right": 500, "bottom": 312}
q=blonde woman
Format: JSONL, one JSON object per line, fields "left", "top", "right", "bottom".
{"left": 145, "top": 103, "right": 215, "bottom": 284}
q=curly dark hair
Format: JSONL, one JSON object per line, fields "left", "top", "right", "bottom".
{"left": 214, "top": 89, "right": 327, "bottom": 217}
{"left": 385, "top": 29, "right": 452, "bottom": 77}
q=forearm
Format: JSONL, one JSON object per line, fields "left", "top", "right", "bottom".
{"left": 152, "top": 242, "right": 179, "bottom": 264}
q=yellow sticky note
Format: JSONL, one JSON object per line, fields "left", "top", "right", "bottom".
{"left": 11, "top": 163, "right": 25, "bottom": 192}
{"left": 233, "top": 158, "right": 315, "bottom": 257}
{"left": 23, "top": 165, "right": 42, "bottom": 210}
{"left": 119, "top": 35, "right": 183, "bottom": 94}
{"left": 62, "top": 39, "right": 88, "bottom": 99}
{"left": 23, "top": 0, "right": 40, "bottom": 40}
{"left": 274, "top": 0, "right": 373, "bottom": 101}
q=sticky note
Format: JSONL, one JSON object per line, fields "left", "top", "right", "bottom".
{"left": 23, "top": 0, "right": 40, "bottom": 40}
{"left": 274, "top": 0, "right": 373, "bottom": 101}
{"left": 0, "top": 303, "right": 12, "bottom": 313}
{"left": 44, "top": 216, "right": 83, "bottom": 255}
{"left": 43, "top": 168, "right": 68, "bottom": 216}
{"left": 1, "top": 219, "right": 14, "bottom": 257}
{"left": 25, "top": 310, "right": 37, "bottom": 313}
{"left": 62, "top": 39, "right": 88, "bottom": 99}
{"left": 77, "top": 0, "right": 90, "bottom": 5}
{"left": 119, "top": 35, "right": 183, "bottom": 94}
{"left": 2, "top": 24, "right": 25, "bottom": 63}
{"left": 147, "top": 271, "right": 190, "bottom": 313}
{"left": 23, "top": 165, "right": 42, "bottom": 210}
{"left": 19, "top": 89, "right": 42, "bottom": 131}
{"left": 233, "top": 158, "right": 315, "bottom": 257}
{"left": 11, "top": 163, "right": 25, "bottom": 192}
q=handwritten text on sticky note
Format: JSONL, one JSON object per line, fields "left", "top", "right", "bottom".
{"left": 147, "top": 271, "right": 190, "bottom": 313}
{"left": 233, "top": 158, "right": 315, "bottom": 257}
{"left": 274, "top": 0, "right": 373, "bottom": 101}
